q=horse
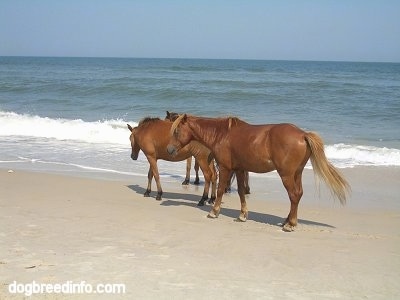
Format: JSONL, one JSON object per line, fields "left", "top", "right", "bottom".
{"left": 165, "top": 111, "right": 200, "bottom": 185}
{"left": 167, "top": 114, "right": 350, "bottom": 232}
{"left": 127, "top": 117, "right": 217, "bottom": 206}
{"left": 166, "top": 111, "right": 251, "bottom": 194}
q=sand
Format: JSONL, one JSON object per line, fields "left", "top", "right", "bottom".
{"left": 0, "top": 167, "right": 399, "bottom": 299}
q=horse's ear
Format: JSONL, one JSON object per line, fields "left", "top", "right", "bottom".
{"left": 183, "top": 114, "right": 188, "bottom": 122}
{"left": 127, "top": 124, "right": 133, "bottom": 132}
{"left": 166, "top": 111, "right": 170, "bottom": 118}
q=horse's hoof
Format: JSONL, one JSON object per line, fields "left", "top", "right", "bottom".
{"left": 144, "top": 193, "right": 150, "bottom": 197}
{"left": 182, "top": 179, "right": 189, "bottom": 185}
{"left": 207, "top": 212, "right": 218, "bottom": 219}
{"left": 156, "top": 192, "right": 163, "bottom": 201}
{"left": 282, "top": 223, "right": 295, "bottom": 232}
{"left": 197, "top": 200, "right": 205, "bottom": 206}
{"left": 194, "top": 179, "right": 200, "bottom": 185}
{"left": 208, "top": 198, "right": 215, "bottom": 205}
{"left": 237, "top": 215, "right": 247, "bottom": 222}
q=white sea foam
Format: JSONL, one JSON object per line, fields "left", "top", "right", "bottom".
{"left": 325, "top": 144, "right": 400, "bottom": 167}
{"left": 1, "top": 111, "right": 399, "bottom": 168}
{"left": 0, "top": 111, "right": 136, "bottom": 145}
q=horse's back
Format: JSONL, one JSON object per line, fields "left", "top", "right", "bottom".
{"left": 227, "top": 123, "right": 309, "bottom": 172}
{"left": 136, "top": 120, "right": 171, "bottom": 145}
{"left": 269, "top": 123, "right": 306, "bottom": 141}
{"left": 136, "top": 120, "right": 173, "bottom": 158}
{"left": 230, "top": 123, "right": 304, "bottom": 145}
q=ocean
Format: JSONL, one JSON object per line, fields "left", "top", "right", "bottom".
{"left": 0, "top": 56, "right": 399, "bottom": 182}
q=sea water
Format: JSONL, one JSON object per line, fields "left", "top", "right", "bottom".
{"left": 0, "top": 57, "right": 399, "bottom": 181}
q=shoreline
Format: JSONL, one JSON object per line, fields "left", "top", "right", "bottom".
{"left": 2, "top": 165, "right": 399, "bottom": 210}
{"left": 1, "top": 167, "right": 399, "bottom": 298}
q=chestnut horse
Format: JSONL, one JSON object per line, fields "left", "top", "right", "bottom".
{"left": 127, "top": 117, "right": 217, "bottom": 206}
{"left": 167, "top": 114, "right": 350, "bottom": 231}
{"left": 166, "top": 111, "right": 250, "bottom": 194}
{"left": 165, "top": 111, "right": 200, "bottom": 185}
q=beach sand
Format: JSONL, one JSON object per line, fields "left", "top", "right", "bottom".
{"left": 0, "top": 167, "right": 399, "bottom": 299}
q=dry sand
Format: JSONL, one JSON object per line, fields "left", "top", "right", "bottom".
{"left": 0, "top": 167, "right": 399, "bottom": 299}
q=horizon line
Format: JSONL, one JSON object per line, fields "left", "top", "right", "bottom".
{"left": 0, "top": 55, "right": 399, "bottom": 64}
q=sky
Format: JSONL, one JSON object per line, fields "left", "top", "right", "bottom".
{"left": 0, "top": 0, "right": 399, "bottom": 62}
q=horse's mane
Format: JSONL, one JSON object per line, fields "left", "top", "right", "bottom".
{"left": 138, "top": 117, "right": 160, "bottom": 127}
{"left": 170, "top": 114, "right": 185, "bottom": 135}
{"left": 227, "top": 116, "right": 244, "bottom": 129}
{"left": 210, "top": 116, "right": 245, "bottom": 130}
{"left": 170, "top": 114, "right": 245, "bottom": 136}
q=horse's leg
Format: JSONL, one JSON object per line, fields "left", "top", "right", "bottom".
{"left": 236, "top": 170, "right": 248, "bottom": 222}
{"left": 196, "top": 157, "right": 212, "bottom": 206}
{"left": 144, "top": 167, "right": 152, "bottom": 197}
{"left": 244, "top": 171, "right": 251, "bottom": 194}
{"left": 225, "top": 172, "right": 234, "bottom": 193}
{"left": 182, "top": 157, "right": 192, "bottom": 185}
{"left": 194, "top": 159, "right": 200, "bottom": 185}
{"left": 209, "top": 160, "right": 217, "bottom": 205}
{"left": 147, "top": 156, "right": 163, "bottom": 200}
{"left": 208, "top": 167, "right": 230, "bottom": 218}
{"left": 280, "top": 171, "right": 304, "bottom": 232}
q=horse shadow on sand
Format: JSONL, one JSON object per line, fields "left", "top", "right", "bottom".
{"left": 126, "top": 184, "right": 335, "bottom": 229}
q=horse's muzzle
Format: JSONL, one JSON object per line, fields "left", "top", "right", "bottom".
{"left": 166, "top": 144, "right": 177, "bottom": 156}
{"left": 131, "top": 153, "right": 138, "bottom": 160}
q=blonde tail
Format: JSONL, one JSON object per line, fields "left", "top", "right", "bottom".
{"left": 305, "top": 132, "right": 350, "bottom": 205}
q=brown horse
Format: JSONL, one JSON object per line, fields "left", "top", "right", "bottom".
{"left": 127, "top": 117, "right": 217, "bottom": 206}
{"left": 165, "top": 111, "right": 200, "bottom": 185}
{"left": 166, "top": 111, "right": 250, "bottom": 194}
{"left": 167, "top": 114, "right": 350, "bottom": 231}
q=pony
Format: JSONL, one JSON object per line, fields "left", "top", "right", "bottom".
{"left": 165, "top": 111, "right": 250, "bottom": 194}
{"left": 167, "top": 114, "right": 350, "bottom": 231}
{"left": 165, "top": 111, "right": 200, "bottom": 185}
{"left": 127, "top": 117, "right": 217, "bottom": 206}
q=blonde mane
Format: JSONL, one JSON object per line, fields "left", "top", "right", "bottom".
{"left": 170, "top": 114, "right": 185, "bottom": 136}
{"left": 228, "top": 116, "right": 242, "bottom": 129}
{"left": 170, "top": 115, "right": 244, "bottom": 135}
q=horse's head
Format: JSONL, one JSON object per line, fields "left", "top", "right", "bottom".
{"left": 165, "top": 110, "right": 180, "bottom": 121}
{"left": 167, "top": 114, "right": 192, "bottom": 157}
{"left": 127, "top": 124, "right": 140, "bottom": 160}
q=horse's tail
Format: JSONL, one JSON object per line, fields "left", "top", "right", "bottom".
{"left": 305, "top": 132, "right": 350, "bottom": 205}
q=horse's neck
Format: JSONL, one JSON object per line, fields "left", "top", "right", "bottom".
{"left": 190, "top": 118, "right": 227, "bottom": 150}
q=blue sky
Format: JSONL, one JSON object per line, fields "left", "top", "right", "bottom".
{"left": 1, "top": 0, "right": 399, "bottom": 62}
